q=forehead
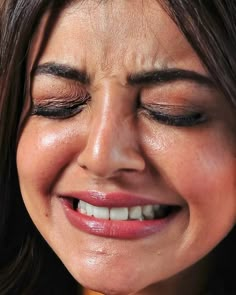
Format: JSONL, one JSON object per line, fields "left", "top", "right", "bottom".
{"left": 31, "top": 0, "right": 205, "bottom": 80}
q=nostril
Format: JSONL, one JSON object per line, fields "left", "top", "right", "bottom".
{"left": 78, "top": 163, "right": 87, "bottom": 170}
{"left": 76, "top": 128, "right": 146, "bottom": 177}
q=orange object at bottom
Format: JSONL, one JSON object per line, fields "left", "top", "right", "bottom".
{"left": 83, "top": 288, "right": 103, "bottom": 295}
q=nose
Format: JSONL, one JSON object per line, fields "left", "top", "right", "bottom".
{"left": 77, "top": 86, "right": 146, "bottom": 179}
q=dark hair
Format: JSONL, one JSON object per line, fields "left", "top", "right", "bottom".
{"left": 0, "top": 1, "right": 78, "bottom": 294}
{"left": 0, "top": 0, "right": 235, "bottom": 294}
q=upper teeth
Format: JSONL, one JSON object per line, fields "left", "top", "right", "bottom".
{"left": 77, "top": 200, "right": 167, "bottom": 221}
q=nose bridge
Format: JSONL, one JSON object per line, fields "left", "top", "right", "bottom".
{"left": 90, "top": 100, "right": 125, "bottom": 160}
{"left": 77, "top": 83, "right": 145, "bottom": 177}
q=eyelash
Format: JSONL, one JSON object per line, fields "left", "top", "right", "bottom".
{"left": 31, "top": 97, "right": 205, "bottom": 127}
{"left": 31, "top": 94, "right": 90, "bottom": 119}
{"left": 141, "top": 105, "right": 205, "bottom": 127}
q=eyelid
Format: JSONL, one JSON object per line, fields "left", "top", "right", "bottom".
{"left": 31, "top": 79, "right": 89, "bottom": 102}
{"left": 31, "top": 85, "right": 91, "bottom": 104}
{"left": 140, "top": 83, "right": 216, "bottom": 109}
{"left": 143, "top": 103, "right": 202, "bottom": 114}
{"left": 141, "top": 103, "right": 206, "bottom": 127}
{"left": 30, "top": 92, "right": 91, "bottom": 119}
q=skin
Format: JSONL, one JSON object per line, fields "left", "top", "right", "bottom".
{"left": 17, "top": 1, "right": 236, "bottom": 294}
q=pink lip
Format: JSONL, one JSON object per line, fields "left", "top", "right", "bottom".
{"left": 59, "top": 191, "right": 181, "bottom": 239}
{"left": 59, "top": 190, "right": 177, "bottom": 207}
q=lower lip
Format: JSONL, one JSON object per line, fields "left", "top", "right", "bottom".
{"left": 60, "top": 199, "right": 180, "bottom": 239}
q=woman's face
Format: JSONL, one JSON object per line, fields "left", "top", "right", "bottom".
{"left": 17, "top": 0, "right": 236, "bottom": 294}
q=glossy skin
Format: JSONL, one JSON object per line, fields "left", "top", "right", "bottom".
{"left": 17, "top": 1, "right": 236, "bottom": 294}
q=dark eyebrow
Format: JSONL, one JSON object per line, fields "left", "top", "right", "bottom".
{"left": 128, "top": 68, "right": 215, "bottom": 88}
{"left": 32, "top": 62, "right": 89, "bottom": 84}
{"left": 33, "top": 63, "right": 214, "bottom": 89}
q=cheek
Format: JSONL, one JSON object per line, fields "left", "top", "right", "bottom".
{"left": 16, "top": 120, "right": 85, "bottom": 195}
{"left": 142, "top": 126, "right": 236, "bottom": 221}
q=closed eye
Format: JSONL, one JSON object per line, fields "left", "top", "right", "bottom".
{"left": 141, "top": 104, "right": 206, "bottom": 127}
{"left": 31, "top": 94, "right": 91, "bottom": 119}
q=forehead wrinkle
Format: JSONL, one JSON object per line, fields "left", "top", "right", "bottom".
{"left": 65, "top": 1, "right": 162, "bottom": 48}
{"left": 85, "top": 17, "right": 164, "bottom": 76}
{"left": 37, "top": 0, "right": 207, "bottom": 86}
{"left": 90, "top": 46, "right": 164, "bottom": 86}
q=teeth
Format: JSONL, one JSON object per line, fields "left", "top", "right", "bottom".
{"left": 129, "top": 206, "right": 142, "bottom": 220}
{"left": 76, "top": 201, "right": 173, "bottom": 221}
{"left": 142, "top": 205, "right": 154, "bottom": 220}
{"left": 80, "top": 200, "right": 86, "bottom": 210}
{"left": 93, "top": 206, "right": 109, "bottom": 220}
{"left": 110, "top": 208, "right": 128, "bottom": 220}
{"left": 79, "top": 200, "right": 87, "bottom": 214}
{"left": 86, "top": 202, "right": 94, "bottom": 216}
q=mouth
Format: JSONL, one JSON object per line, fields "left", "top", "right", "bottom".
{"left": 72, "top": 198, "right": 180, "bottom": 221}
{"left": 60, "top": 191, "right": 183, "bottom": 239}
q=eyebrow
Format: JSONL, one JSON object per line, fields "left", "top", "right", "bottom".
{"left": 33, "top": 62, "right": 89, "bottom": 84}
{"left": 128, "top": 68, "right": 215, "bottom": 88}
{"left": 33, "top": 62, "right": 215, "bottom": 88}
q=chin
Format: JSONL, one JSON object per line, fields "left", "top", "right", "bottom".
{"left": 80, "top": 280, "right": 143, "bottom": 295}
{"left": 65, "top": 256, "right": 150, "bottom": 295}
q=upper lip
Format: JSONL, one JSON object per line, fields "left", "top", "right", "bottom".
{"left": 58, "top": 190, "right": 183, "bottom": 208}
